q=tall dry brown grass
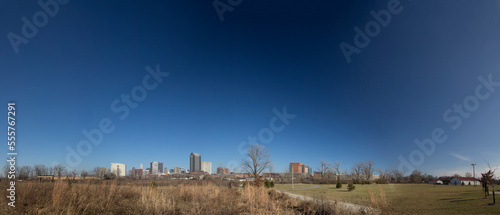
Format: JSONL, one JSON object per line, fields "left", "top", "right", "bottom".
{"left": 367, "top": 184, "right": 387, "bottom": 210}
{"left": 0, "top": 179, "right": 352, "bottom": 214}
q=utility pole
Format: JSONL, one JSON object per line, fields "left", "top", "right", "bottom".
{"left": 471, "top": 163, "right": 477, "bottom": 187}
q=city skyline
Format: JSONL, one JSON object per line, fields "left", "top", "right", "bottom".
{"left": 1, "top": 1, "right": 499, "bottom": 178}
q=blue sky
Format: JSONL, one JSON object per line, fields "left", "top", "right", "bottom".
{"left": 1, "top": 0, "right": 500, "bottom": 176}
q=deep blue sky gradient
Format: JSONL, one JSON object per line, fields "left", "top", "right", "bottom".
{"left": 1, "top": 0, "right": 500, "bottom": 176}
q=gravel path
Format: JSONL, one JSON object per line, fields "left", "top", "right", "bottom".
{"left": 277, "top": 186, "right": 380, "bottom": 214}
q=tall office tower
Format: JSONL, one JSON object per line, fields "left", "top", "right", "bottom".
{"left": 150, "top": 162, "right": 159, "bottom": 174}
{"left": 201, "top": 162, "right": 212, "bottom": 174}
{"left": 158, "top": 162, "right": 164, "bottom": 173}
{"left": 190, "top": 152, "right": 201, "bottom": 172}
{"left": 174, "top": 166, "right": 180, "bottom": 174}
{"left": 140, "top": 163, "right": 143, "bottom": 169}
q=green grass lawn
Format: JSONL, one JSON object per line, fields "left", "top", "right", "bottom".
{"left": 275, "top": 183, "right": 499, "bottom": 214}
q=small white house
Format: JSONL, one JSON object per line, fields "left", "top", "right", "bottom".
{"left": 429, "top": 180, "right": 443, "bottom": 184}
{"left": 450, "top": 177, "right": 480, "bottom": 185}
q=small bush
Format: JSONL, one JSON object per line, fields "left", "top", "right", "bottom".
{"left": 348, "top": 182, "right": 355, "bottom": 191}
{"left": 265, "top": 180, "right": 271, "bottom": 188}
{"left": 270, "top": 181, "right": 275, "bottom": 188}
{"left": 150, "top": 181, "right": 158, "bottom": 189}
{"left": 336, "top": 181, "right": 342, "bottom": 188}
{"left": 461, "top": 181, "right": 465, "bottom": 186}
{"left": 468, "top": 181, "right": 471, "bottom": 185}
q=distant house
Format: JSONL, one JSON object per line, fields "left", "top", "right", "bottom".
{"left": 37, "top": 175, "right": 54, "bottom": 181}
{"left": 450, "top": 177, "right": 480, "bottom": 185}
{"left": 428, "top": 179, "right": 443, "bottom": 184}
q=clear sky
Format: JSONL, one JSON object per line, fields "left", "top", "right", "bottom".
{"left": 1, "top": 0, "right": 499, "bottom": 177}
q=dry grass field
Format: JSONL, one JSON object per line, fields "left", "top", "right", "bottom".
{"left": 0, "top": 179, "right": 361, "bottom": 215}
{"left": 275, "top": 183, "right": 500, "bottom": 214}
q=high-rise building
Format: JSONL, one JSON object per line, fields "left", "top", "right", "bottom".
{"left": 111, "top": 163, "right": 126, "bottom": 177}
{"left": 201, "top": 162, "right": 212, "bottom": 174}
{"left": 158, "top": 162, "right": 163, "bottom": 173}
{"left": 190, "top": 152, "right": 201, "bottom": 172}
{"left": 289, "top": 162, "right": 305, "bottom": 173}
{"left": 140, "top": 163, "right": 143, "bottom": 169}
{"left": 150, "top": 162, "right": 159, "bottom": 174}
{"left": 307, "top": 166, "right": 313, "bottom": 175}
{"left": 174, "top": 166, "right": 180, "bottom": 174}
{"left": 149, "top": 162, "right": 164, "bottom": 174}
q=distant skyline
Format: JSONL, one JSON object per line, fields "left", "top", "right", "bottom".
{"left": 1, "top": 1, "right": 500, "bottom": 178}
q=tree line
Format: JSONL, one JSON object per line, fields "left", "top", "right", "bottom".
{"left": 1, "top": 164, "right": 111, "bottom": 180}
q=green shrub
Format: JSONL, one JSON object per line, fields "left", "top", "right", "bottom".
{"left": 150, "top": 181, "right": 158, "bottom": 189}
{"left": 461, "top": 181, "right": 465, "bottom": 186}
{"left": 468, "top": 181, "right": 471, "bottom": 185}
{"left": 347, "top": 182, "right": 355, "bottom": 191}
{"left": 336, "top": 181, "right": 342, "bottom": 188}
{"left": 264, "top": 180, "right": 271, "bottom": 188}
{"left": 270, "top": 181, "right": 275, "bottom": 188}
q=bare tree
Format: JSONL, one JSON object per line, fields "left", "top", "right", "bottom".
{"left": 410, "top": 170, "right": 422, "bottom": 183}
{"left": 378, "top": 168, "right": 391, "bottom": 184}
{"left": 332, "top": 161, "right": 342, "bottom": 180}
{"left": 241, "top": 144, "right": 271, "bottom": 180}
{"left": 351, "top": 162, "right": 363, "bottom": 183}
{"left": 391, "top": 168, "right": 405, "bottom": 183}
{"left": 81, "top": 170, "right": 88, "bottom": 179}
{"left": 93, "top": 167, "right": 100, "bottom": 177}
{"left": 2, "top": 163, "right": 9, "bottom": 178}
{"left": 53, "top": 164, "right": 66, "bottom": 179}
{"left": 267, "top": 162, "right": 274, "bottom": 180}
{"left": 318, "top": 159, "right": 332, "bottom": 179}
{"left": 362, "top": 160, "right": 375, "bottom": 181}
{"left": 18, "top": 166, "right": 31, "bottom": 180}
{"left": 34, "top": 164, "right": 48, "bottom": 176}
{"left": 93, "top": 167, "right": 109, "bottom": 178}
{"left": 481, "top": 162, "right": 496, "bottom": 204}
{"left": 48, "top": 166, "right": 54, "bottom": 176}
{"left": 465, "top": 172, "right": 472, "bottom": 177}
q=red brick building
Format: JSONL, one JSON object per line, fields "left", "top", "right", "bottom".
{"left": 289, "top": 162, "right": 305, "bottom": 173}
{"left": 217, "top": 167, "right": 230, "bottom": 175}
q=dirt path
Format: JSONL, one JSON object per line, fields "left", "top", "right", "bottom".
{"left": 277, "top": 186, "right": 380, "bottom": 214}
{"left": 279, "top": 185, "right": 321, "bottom": 191}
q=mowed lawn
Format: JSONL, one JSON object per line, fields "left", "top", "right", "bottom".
{"left": 275, "top": 183, "right": 499, "bottom": 214}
